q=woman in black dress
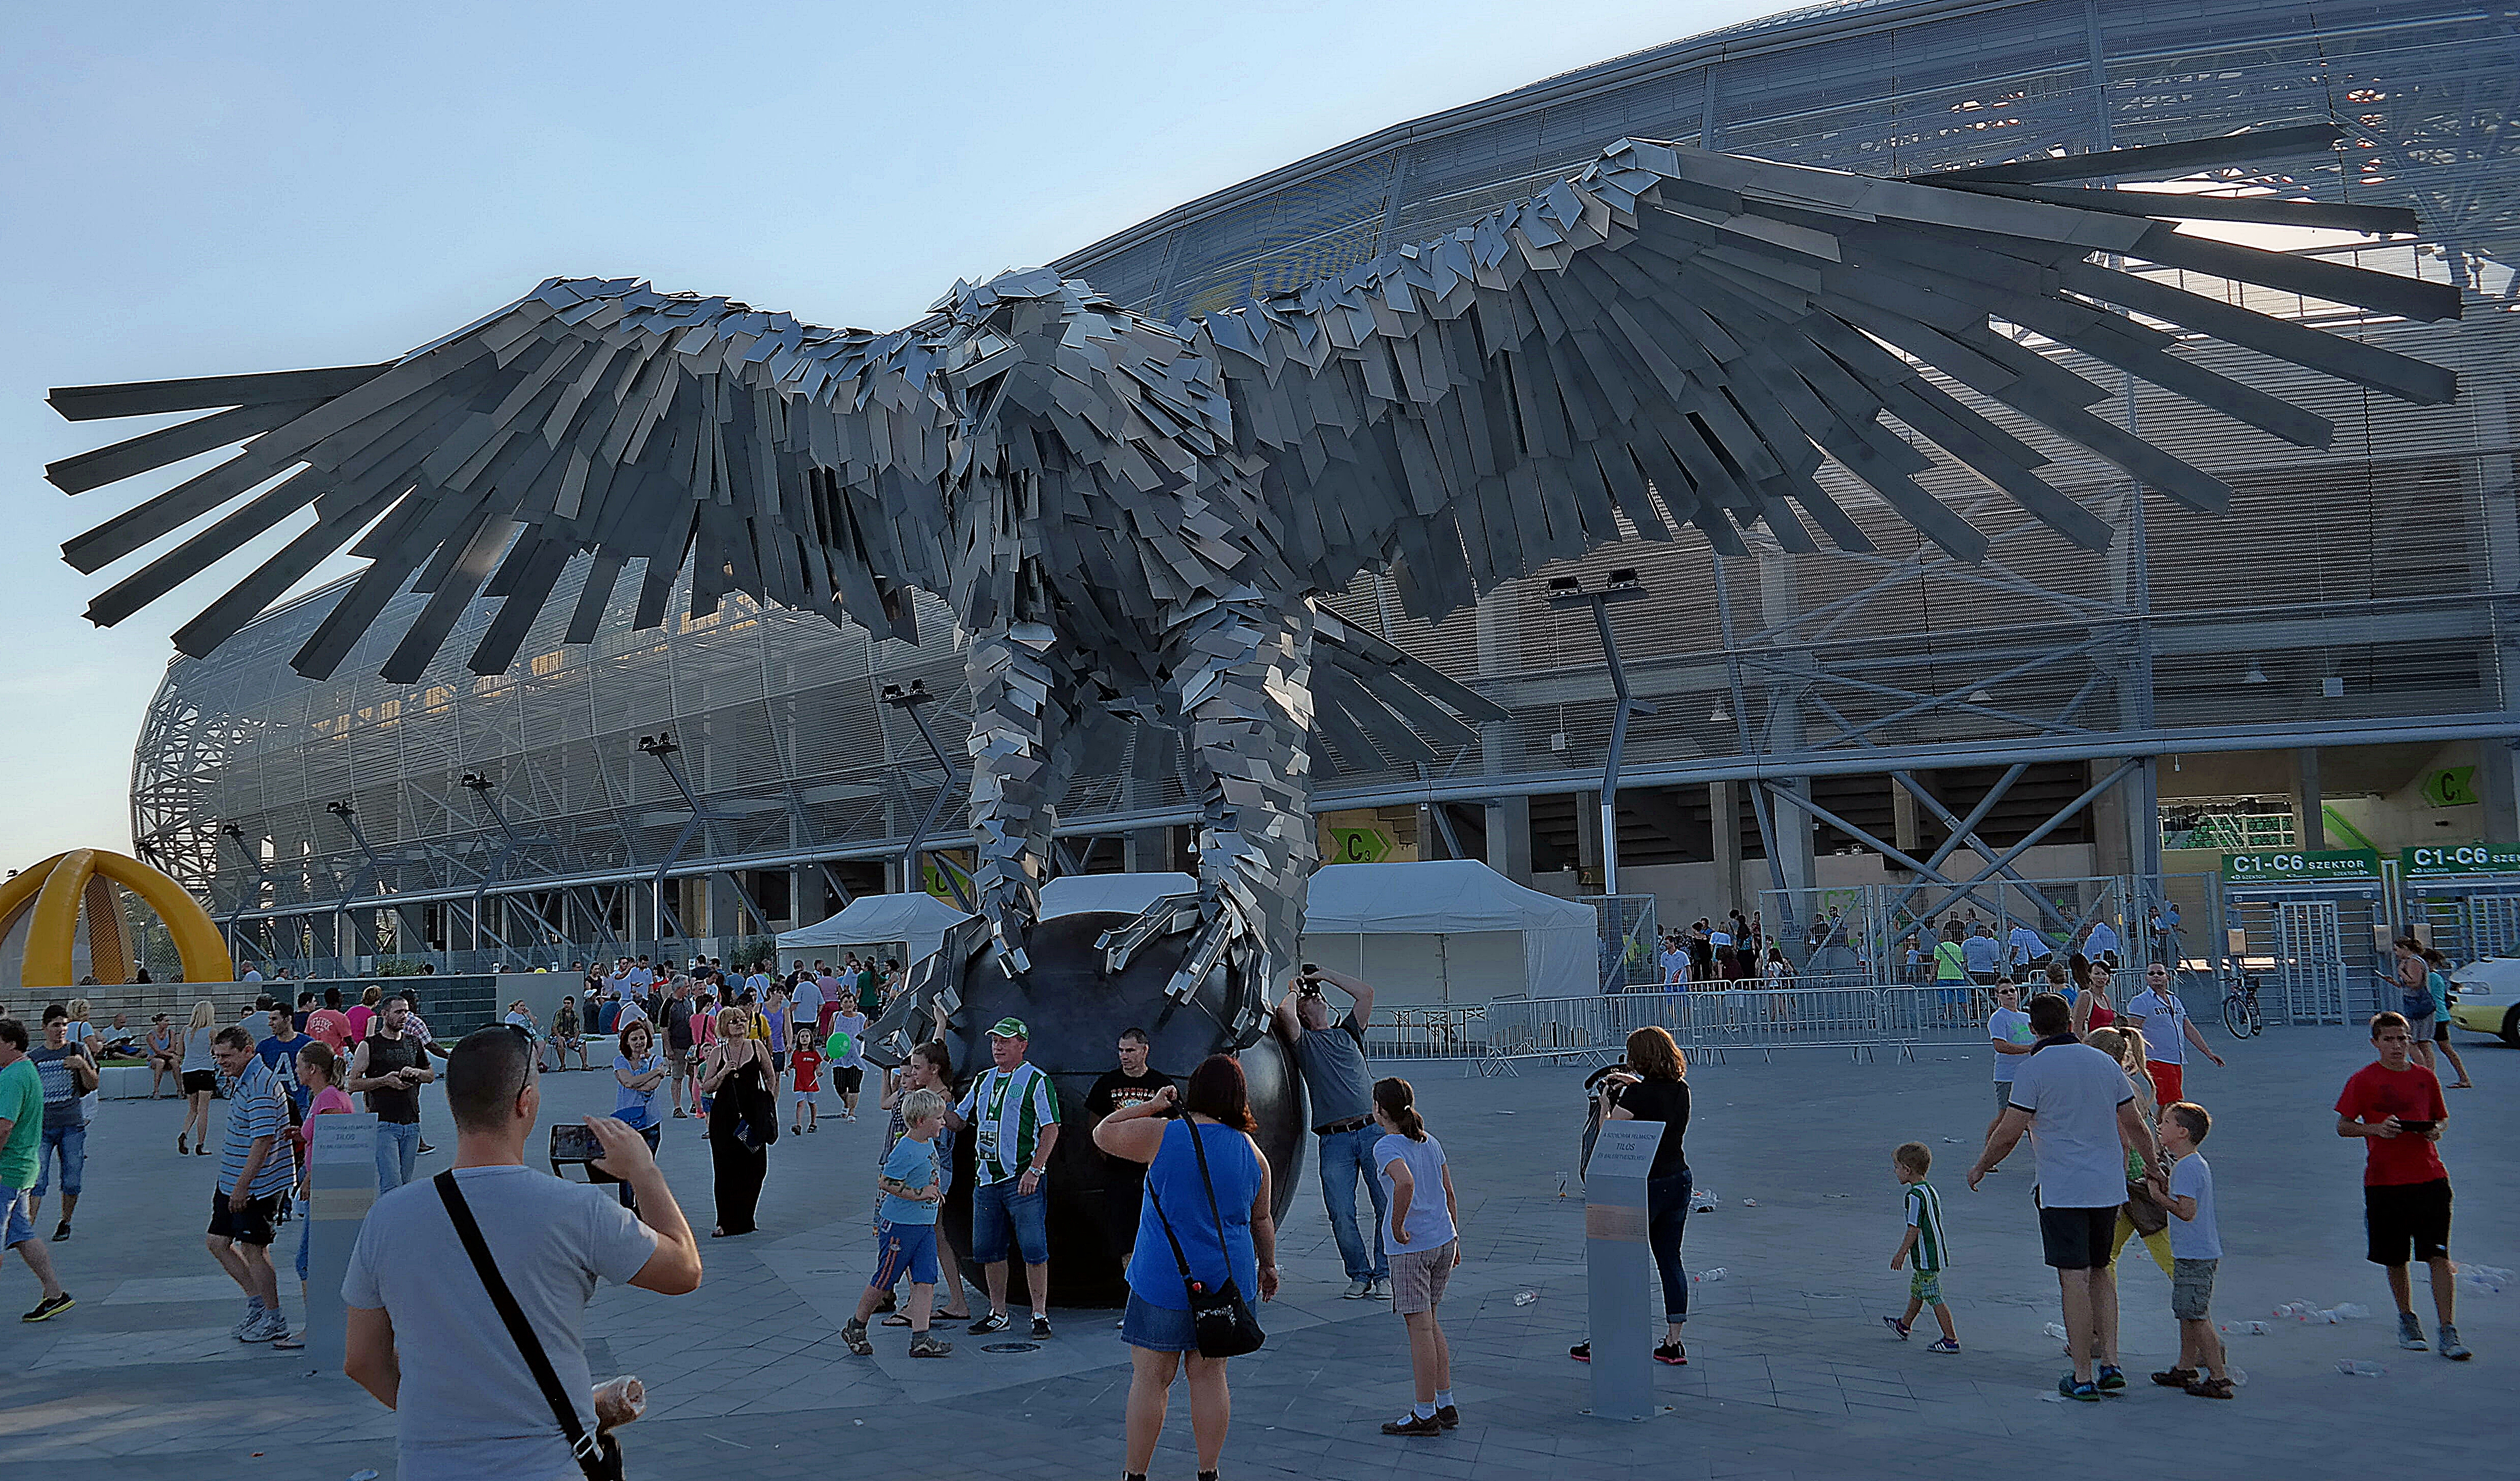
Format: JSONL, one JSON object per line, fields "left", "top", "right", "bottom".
{"left": 696, "top": 1004, "right": 776, "bottom": 1237}
{"left": 1569, "top": 1024, "right": 1693, "bottom": 1366}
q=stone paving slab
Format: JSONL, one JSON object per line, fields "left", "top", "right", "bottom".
{"left": 0, "top": 1027, "right": 2509, "bottom": 1478}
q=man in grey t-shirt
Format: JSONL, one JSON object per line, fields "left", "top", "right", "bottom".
{"left": 1273, "top": 965, "right": 1388, "bottom": 1299}
{"left": 344, "top": 1027, "right": 702, "bottom": 1479}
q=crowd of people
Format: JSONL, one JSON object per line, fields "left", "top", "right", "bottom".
{"left": 0, "top": 930, "right": 2491, "bottom": 1478}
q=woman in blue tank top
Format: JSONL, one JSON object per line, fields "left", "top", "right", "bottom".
{"left": 1094, "top": 1054, "right": 1280, "bottom": 1481}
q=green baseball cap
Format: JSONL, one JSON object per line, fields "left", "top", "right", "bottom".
{"left": 987, "top": 1016, "right": 1030, "bottom": 1040}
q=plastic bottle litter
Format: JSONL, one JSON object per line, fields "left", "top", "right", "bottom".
{"left": 2043, "top": 1322, "right": 2069, "bottom": 1342}
{"left": 2274, "top": 1301, "right": 2319, "bottom": 1321}
{"left": 2337, "top": 1359, "right": 2387, "bottom": 1377}
{"left": 1693, "top": 1267, "right": 1727, "bottom": 1283}
{"left": 2331, "top": 1302, "right": 2371, "bottom": 1320}
{"left": 347, "top": 1472, "right": 381, "bottom": 1481}
{"left": 1692, "top": 1188, "right": 1720, "bottom": 1212}
{"left": 1513, "top": 1290, "right": 1539, "bottom": 1306}
{"left": 2225, "top": 1366, "right": 2249, "bottom": 1387}
{"left": 2219, "top": 1321, "right": 2272, "bottom": 1336}
{"left": 1741, "top": 1199, "right": 1760, "bottom": 1208}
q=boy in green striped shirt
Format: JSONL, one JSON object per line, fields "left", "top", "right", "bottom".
{"left": 1884, "top": 1141, "right": 1961, "bottom": 1352}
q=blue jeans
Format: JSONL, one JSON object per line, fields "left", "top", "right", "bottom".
{"left": 376, "top": 1120, "right": 421, "bottom": 1192}
{"left": 971, "top": 1177, "right": 1048, "bottom": 1266}
{"left": 1316, "top": 1123, "right": 1390, "bottom": 1282}
{"left": 33, "top": 1124, "right": 84, "bottom": 1197}
{"left": 1648, "top": 1168, "right": 1693, "bottom": 1326}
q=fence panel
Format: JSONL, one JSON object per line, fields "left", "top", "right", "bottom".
{"left": 1364, "top": 1004, "right": 1489, "bottom": 1060}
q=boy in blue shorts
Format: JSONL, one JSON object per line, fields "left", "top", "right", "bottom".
{"left": 1884, "top": 1141, "right": 1960, "bottom": 1352}
{"left": 842, "top": 1088, "right": 953, "bottom": 1359}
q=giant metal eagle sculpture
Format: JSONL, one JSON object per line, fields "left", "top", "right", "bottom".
{"left": 48, "top": 124, "right": 2459, "bottom": 1043}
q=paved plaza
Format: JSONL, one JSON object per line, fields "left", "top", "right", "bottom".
{"left": 0, "top": 1028, "right": 2509, "bottom": 1480}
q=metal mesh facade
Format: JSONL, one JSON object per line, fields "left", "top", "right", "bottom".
{"left": 134, "top": 0, "right": 2520, "bottom": 954}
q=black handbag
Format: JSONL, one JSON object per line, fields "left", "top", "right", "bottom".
{"left": 1146, "top": 1119, "right": 1266, "bottom": 1360}
{"left": 435, "top": 1171, "right": 627, "bottom": 1481}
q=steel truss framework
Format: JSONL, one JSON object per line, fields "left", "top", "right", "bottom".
{"left": 105, "top": 0, "right": 2520, "bottom": 974}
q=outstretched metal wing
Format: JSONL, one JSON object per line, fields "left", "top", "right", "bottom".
{"left": 48, "top": 278, "right": 955, "bottom": 681}
{"left": 1191, "top": 122, "right": 2457, "bottom": 619}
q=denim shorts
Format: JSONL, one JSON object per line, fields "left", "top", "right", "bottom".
{"left": 870, "top": 1220, "right": 940, "bottom": 1288}
{"left": 1120, "top": 1290, "right": 1199, "bottom": 1352}
{"left": 971, "top": 1177, "right": 1048, "bottom": 1265}
{"left": 1, "top": 1187, "right": 32, "bottom": 1248}
{"left": 34, "top": 1123, "right": 84, "bottom": 1196}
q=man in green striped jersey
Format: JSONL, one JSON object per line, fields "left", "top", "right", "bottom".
{"left": 1884, "top": 1141, "right": 1960, "bottom": 1352}
{"left": 946, "top": 1017, "right": 1061, "bottom": 1339}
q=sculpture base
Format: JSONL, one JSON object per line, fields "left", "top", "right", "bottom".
{"left": 923, "top": 911, "right": 1305, "bottom": 1309}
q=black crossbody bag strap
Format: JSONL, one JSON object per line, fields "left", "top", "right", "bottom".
{"left": 433, "top": 1171, "right": 620, "bottom": 1481}
{"left": 1145, "top": 1124, "right": 1203, "bottom": 1291}
{"left": 1184, "top": 1110, "right": 1232, "bottom": 1231}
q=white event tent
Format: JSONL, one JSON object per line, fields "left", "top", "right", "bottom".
{"left": 777, "top": 892, "right": 974, "bottom": 966}
{"left": 1298, "top": 859, "right": 1596, "bottom": 1003}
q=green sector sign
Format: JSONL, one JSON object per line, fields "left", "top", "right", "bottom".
{"left": 2221, "top": 847, "right": 2380, "bottom": 882}
{"left": 2403, "top": 843, "right": 2520, "bottom": 877}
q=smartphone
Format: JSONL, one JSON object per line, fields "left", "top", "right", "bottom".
{"left": 2394, "top": 1119, "right": 2436, "bottom": 1137}
{"left": 550, "top": 1124, "right": 601, "bottom": 1163}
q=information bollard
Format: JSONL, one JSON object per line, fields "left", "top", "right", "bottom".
{"left": 1583, "top": 1119, "right": 1668, "bottom": 1421}
{"left": 306, "top": 1112, "right": 378, "bottom": 1374}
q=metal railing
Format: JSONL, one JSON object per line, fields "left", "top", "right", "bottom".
{"left": 1368, "top": 966, "right": 2245, "bottom": 1074}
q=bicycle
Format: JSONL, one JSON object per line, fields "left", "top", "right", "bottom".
{"left": 2222, "top": 973, "right": 2263, "bottom": 1039}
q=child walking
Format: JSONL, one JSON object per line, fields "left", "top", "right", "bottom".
{"left": 1372, "top": 1077, "right": 1462, "bottom": 1437}
{"left": 790, "top": 1034, "right": 823, "bottom": 1135}
{"left": 2147, "top": 1101, "right": 2231, "bottom": 1397}
{"left": 1883, "top": 1141, "right": 1960, "bottom": 1352}
{"left": 840, "top": 1088, "right": 952, "bottom": 1359}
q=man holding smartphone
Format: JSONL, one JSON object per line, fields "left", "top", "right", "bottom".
{"left": 2336, "top": 1010, "right": 2469, "bottom": 1360}
{"left": 1273, "top": 964, "right": 1388, "bottom": 1300}
{"left": 345, "top": 1026, "right": 702, "bottom": 1479}
{"left": 347, "top": 994, "right": 436, "bottom": 1193}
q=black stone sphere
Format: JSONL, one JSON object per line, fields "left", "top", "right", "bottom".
{"left": 929, "top": 911, "right": 1307, "bottom": 1309}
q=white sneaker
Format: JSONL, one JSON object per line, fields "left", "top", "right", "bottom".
{"left": 1364, "top": 1278, "right": 1393, "bottom": 1302}
{"left": 232, "top": 1300, "right": 266, "bottom": 1337}
{"left": 1342, "top": 1279, "right": 1372, "bottom": 1299}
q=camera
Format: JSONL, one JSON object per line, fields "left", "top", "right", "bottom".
{"left": 550, "top": 1124, "right": 601, "bottom": 1163}
{"left": 1296, "top": 963, "right": 1323, "bottom": 998}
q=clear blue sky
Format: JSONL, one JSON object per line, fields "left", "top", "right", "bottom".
{"left": 2, "top": 0, "right": 1770, "bottom": 870}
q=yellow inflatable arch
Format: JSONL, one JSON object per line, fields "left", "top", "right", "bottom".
{"left": 0, "top": 849, "right": 233, "bottom": 988}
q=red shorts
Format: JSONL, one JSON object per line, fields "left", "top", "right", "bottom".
{"left": 2147, "top": 1061, "right": 2183, "bottom": 1106}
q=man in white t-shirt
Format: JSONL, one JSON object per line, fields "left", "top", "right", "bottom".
{"left": 1968, "top": 992, "right": 2158, "bottom": 1401}
{"left": 2123, "top": 962, "right": 2224, "bottom": 1106}
{"left": 343, "top": 1026, "right": 701, "bottom": 1480}
{"left": 1659, "top": 942, "right": 1689, "bottom": 988}
{"left": 2081, "top": 919, "right": 2121, "bottom": 968}
{"left": 2006, "top": 923, "right": 2048, "bottom": 971}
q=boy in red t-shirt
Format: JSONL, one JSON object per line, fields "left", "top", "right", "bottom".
{"left": 791, "top": 1039, "right": 825, "bottom": 1135}
{"left": 2334, "top": 1010, "right": 2469, "bottom": 1361}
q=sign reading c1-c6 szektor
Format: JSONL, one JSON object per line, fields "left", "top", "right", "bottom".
{"left": 2402, "top": 843, "right": 2520, "bottom": 877}
{"left": 2220, "top": 848, "right": 2382, "bottom": 883}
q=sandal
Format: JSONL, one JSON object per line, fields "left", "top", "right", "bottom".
{"left": 882, "top": 1312, "right": 912, "bottom": 1326}
{"left": 272, "top": 1332, "right": 306, "bottom": 1351}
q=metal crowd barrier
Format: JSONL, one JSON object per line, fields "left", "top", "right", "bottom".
{"left": 1435, "top": 982, "right": 1896, "bottom": 1076}
{"left": 1369, "top": 967, "right": 2241, "bottom": 1075}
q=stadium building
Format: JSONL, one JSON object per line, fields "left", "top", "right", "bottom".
{"left": 130, "top": 0, "right": 2520, "bottom": 1023}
